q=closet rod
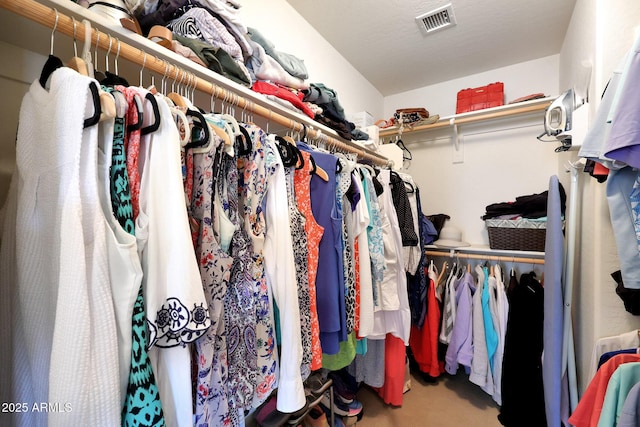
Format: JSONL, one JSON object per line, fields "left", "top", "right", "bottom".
{"left": 425, "top": 250, "right": 545, "bottom": 265}
{"left": 378, "top": 98, "right": 552, "bottom": 138}
{"left": 2, "top": 0, "right": 391, "bottom": 167}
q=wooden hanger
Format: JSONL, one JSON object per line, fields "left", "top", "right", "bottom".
{"left": 99, "top": 90, "right": 116, "bottom": 122}
{"left": 67, "top": 17, "right": 89, "bottom": 76}
{"left": 436, "top": 260, "right": 448, "bottom": 287}
{"left": 308, "top": 154, "right": 329, "bottom": 181}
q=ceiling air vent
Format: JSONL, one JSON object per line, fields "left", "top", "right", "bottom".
{"left": 416, "top": 4, "right": 457, "bottom": 35}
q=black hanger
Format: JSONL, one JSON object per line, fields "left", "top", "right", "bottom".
{"left": 237, "top": 126, "right": 252, "bottom": 155}
{"left": 39, "top": 54, "right": 63, "bottom": 89}
{"left": 127, "top": 94, "right": 144, "bottom": 132}
{"left": 404, "top": 180, "right": 415, "bottom": 193}
{"left": 275, "top": 135, "right": 297, "bottom": 167}
{"left": 308, "top": 153, "right": 317, "bottom": 176}
{"left": 396, "top": 138, "right": 412, "bottom": 161}
{"left": 141, "top": 93, "right": 160, "bottom": 135}
{"left": 100, "top": 70, "right": 129, "bottom": 87}
{"left": 294, "top": 146, "right": 305, "bottom": 170}
{"left": 184, "top": 109, "right": 210, "bottom": 149}
{"left": 83, "top": 81, "right": 102, "bottom": 128}
{"left": 40, "top": 10, "right": 62, "bottom": 89}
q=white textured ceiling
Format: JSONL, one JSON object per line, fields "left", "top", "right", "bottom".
{"left": 285, "top": 0, "right": 577, "bottom": 96}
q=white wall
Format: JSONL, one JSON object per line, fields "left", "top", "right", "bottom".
{"left": 383, "top": 56, "right": 560, "bottom": 246}
{"left": 239, "top": 0, "right": 384, "bottom": 121}
{"left": 384, "top": 55, "right": 560, "bottom": 119}
{"left": 560, "top": 0, "right": 640, "bottom": 394}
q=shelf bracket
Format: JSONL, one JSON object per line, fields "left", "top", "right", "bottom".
{"left": 450, "top": 118, "right": 464, "bottom": 163}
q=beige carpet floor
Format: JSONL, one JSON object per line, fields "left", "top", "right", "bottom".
{"left": 355, "top": 370, "right": 502, "bottom": 427}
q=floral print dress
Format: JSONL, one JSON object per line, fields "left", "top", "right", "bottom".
{"left": 192, "top": 133, "right": 234, "bottom": 427}
{"left": 237, "top": 125, "right": 278, "bottom": 410}
{"left": 221, "top": 134, "right": 258, "bottom": 421}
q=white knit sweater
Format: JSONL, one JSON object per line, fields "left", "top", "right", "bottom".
{"left": 2, "top": 67, "right": 120, "bottom": 426}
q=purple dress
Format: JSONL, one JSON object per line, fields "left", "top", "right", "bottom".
{"left": 297, "top": 142, "right": 345, "bottom": 355}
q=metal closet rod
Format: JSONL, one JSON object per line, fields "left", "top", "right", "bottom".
{"left": 425, "top": 250, "right": 545, "bottom": 265}
{"left": 2, "top": 0, "right": 391, "bottom": 167}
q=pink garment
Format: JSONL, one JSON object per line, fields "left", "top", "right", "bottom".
{"left": 252, "top": 81, "right": 316, "bottom": 118}
{"left": 117, "top": 86, "right": 142, "bottom": 219}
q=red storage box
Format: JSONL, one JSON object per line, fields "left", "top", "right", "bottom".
{"left": 456, "top": 82, "right": 504, "bottom": 114}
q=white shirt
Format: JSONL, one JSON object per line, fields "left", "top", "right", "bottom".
{"left": 137, "top": 92, "right": 211, "bottom": 426}
{"left": 263, "top": 135, "right": 305, "bottom": 413}
{"left": 370, "top": 169, "right": 411, "bottom": 344}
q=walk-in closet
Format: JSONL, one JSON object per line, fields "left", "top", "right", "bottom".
{"left": 1, "top": 1, "right": 640, "bottom": 426}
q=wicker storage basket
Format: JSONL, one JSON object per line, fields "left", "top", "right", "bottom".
{"left": 485, "top": 218, "right": 547, "bottom": 252}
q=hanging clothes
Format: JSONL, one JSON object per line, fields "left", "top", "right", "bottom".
{"left": 239, "top": 125, "right": 279, "bottom": 411}
{"left": 444, "top": 269, "right": 476, "bottom": 375}
{"left": 284, "top": 148, "right": 312, "bottom": 375}
{"left": 408, "top": 262, "right": 443, "bottom": 378}
{"left": 293, "top": 150, "right": 324, "bottom": 370}
{"left": 192, "top": 130, "right": 234, "bottom": 426}
{"left": 499, "top": 272, "right": 546, "bottom": 427}
{"left": 360, "top": 167, "right": 385, "bottom": 313}
{"left": 399, "top": 173, "right": 422, "bottom": 275}
{"left": 352, "top": 166, "right": 374, "bottom": 338}
{"left": 2, "top": 67, "right": 121, "bottom": 426}
{"left": 263, "top": 135, "right": 305, "bottom": 413}
{"left": 138, "top": 92, "right": 211, "bottom": 426}
{"left": 570, "top": 353, "right": 640, "bottom": 427}
{"left": 297, "top": 142, "right": 346, "bottom": 355}
{"left": 490, "top": 264, "right": 509, "bottom": 406}
{"left": 369, "top": 169, "right": 411, "bottom": 344}
{"left": 106, "top": 89, "right": 165, "bottom": 427}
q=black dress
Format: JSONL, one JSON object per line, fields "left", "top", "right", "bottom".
{"left": 498, "top": 271, "right": 547, "bottom": 427}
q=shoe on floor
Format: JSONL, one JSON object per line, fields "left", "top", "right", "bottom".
{"left": 327, "top": 372, "right": 356, "bottom": 401}
{"left": 320, "top": 391, "right": 362, "bottom": 417}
